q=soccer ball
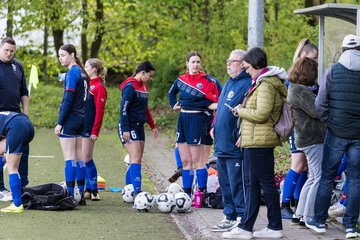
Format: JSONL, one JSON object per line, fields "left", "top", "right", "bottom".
{"left": 74, "top": 187, "right": 81, "bottom": 203}
{"left": 156, "top": 193, "right": 176, "bottom": 213}
{"left": 174, "top": 192, "right": 192, "bottom": 213}
{"left": 134, "top": 192, "right": 154, "bottom": 212}
{"left": 166, "top": 183, "right": 183, "bottom": 196}
{"left": 122, "top": 184, "right": 134, "bottom": 203}
{"left": 124, "top": 154, "right": 130, "bottom": 165}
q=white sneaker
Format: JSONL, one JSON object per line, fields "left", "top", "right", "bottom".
{"left": 346, "top": 228, "right": 359, "bottom": 239}
{"left": 222, "top": 227, "right": 252, "bottom": 239}
{"left": 211, "top": 216, "right": 240, "bottom": 232}
{"left": 253, "top": 227, "right": 283, "bottom": 239}
{"left": 328, "top": 202, "right": 346, "bottom": 217}
{"left": 0, "top": 190, "right": 13, "bottom": 202}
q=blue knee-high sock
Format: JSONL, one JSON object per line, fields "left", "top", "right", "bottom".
{"left": 182, "top": 169, "right": 194, "bottom": 190}
{"left": 130, "top": 163, "right": 141, "bottom": 193}
{"left": 174, "top": 147, "right": 183, "bottom": 169}
{"left": 85, "top": 159, "right": 98, "bottom": 193}
{"left": 125, "top": 165, "right": 132, "bottom": 185}
{"left": 65, "top": 160, "right": 77, "bottom": 196}
{"left": 9, "top": 173, "right": 22, "bottom": 207}
{"left": 85, "top": 179, "right": 91, "bottom": 192}
{"left": 294, "top": 171, "right": 307, "bottom": 200}
{"left": 76, "top": 160, "right": 87, "bottom": 195}
{"left": 196, "top": 168, "right": 208, "bottom": 190}
{"left": 282, "top": 169, "right": 300, "bottom": 203}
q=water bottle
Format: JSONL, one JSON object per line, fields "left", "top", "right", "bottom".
{"left": 193, "top": 190, "right": 204, "bottom": 208}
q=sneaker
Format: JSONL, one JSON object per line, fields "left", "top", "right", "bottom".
{"left": 328, "top": 202, "right": 346, "bottom": 217}
{"left": 91, "top": 192, "right": 100, "bottom": 201}
{"left": 0, "top": 203, "right": 24, "bottom": 213}
{"left": 281, "top": 206, "right": 294, "bottom": 219}
{"left": 84, "top": 191, "right": 91, "bottom": 199}
{"left": 211, "top": 217, "right": 240, "bottom": 232}
{"left": 253, "top": 227, "right": 283, "bottom": 239}
{"left": 305, "top": 218, "right": 326, "bottom": 233}
{"left": 346, "top": 228, "right": 359, "bottom": 239}
{"left": 0, "top": 189, "right": 13, "bottom": 202}
{"left": 299, "top": 217, "right": 306, "bottom": 228}
{"left": 168, "top": 168, "right": 183, "bottom": 183}
{"left": 222, "top": 227, "right": 252, "bottom": 239}
{"left": 291, "top": 214, "right": 301, "bottom": 224}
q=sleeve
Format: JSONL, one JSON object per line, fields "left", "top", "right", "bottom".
{"left": 19, "top": 64, "right": 29, "bottom": 97}
{"left": 65, "top": 67, "right": 80, "bottom": 92}
{"left": 215, "top": 79, "right": 222, "bottom": 95}
{"left": 168, "top": 79, "right": 179, "bottom": 108}
{"left": 91, "top": 85, "right": 107, "bottom": 136}
{"left": 58, "top": 91, "right": 75, "bottom": 125}
{"left": 315, "top": 67, "right": 331, "bottom": 122}
{"left": 299, "top": 89, "right": 319, "bottom": 119}
{"left": 119, "top": 85, "right": 135, "bottom": 132}
{"left": 146, "top": 108, "right": 156, "bottom": 129}
{"left": 238, "top": 82, "right": 274, "bottom": 124}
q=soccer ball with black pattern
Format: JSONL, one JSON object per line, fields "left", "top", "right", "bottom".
{"left": 174, "top": 192, "right": 192, "bottom": 213}
{"left": 121, "top": 184, "right": 134, "bottom": 203}
{"left": 166, "top": 183, "right": 183, "bottom": 196}
{"left": 156, "top": 193, "right": 176, "bottom": 213}
{"left": 134, "top": 192, "right": 154, "bottom": 212}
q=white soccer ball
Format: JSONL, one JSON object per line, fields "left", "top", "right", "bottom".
{"left": 122, "top": 184, "right": 134, "bottom": 203}
{"left": 166, "top": 183, "right": 183, "bottom": 196}
{"left": 74, "top": 187, "right": 81, "bottom": 203}
{"left": 124, "top": 154, "right": 130, "bottom": 165}
{"left": 134, "top": 192, "right": 154, "bottom": 212}
{"left": 156, "top": 193, "right": 176, "bottom": 213}
{"left": 175, "top": 192, "right": 192, "bottom": 213}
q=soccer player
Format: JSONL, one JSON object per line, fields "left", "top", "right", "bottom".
{"left": 118, "top": 61, "right": 158, "bottom": 197}
{"left": 82, "top": 58, "right": 107, "bottom": 201}
{"left": 0, "top": 111, "right": 34, "bottom": 213}
{"left": 168, "top": 51, "right": 219, "bottom": 199}
{"left": 55, "top": 44, "right": 88, "bottom": 204}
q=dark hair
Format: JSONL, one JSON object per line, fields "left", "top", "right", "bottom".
{"left": 87, "top": 58, "right": 107, "bottom": 81}
{"left": 135, "top": 61, "right": 155, "bottom": 75}
{"left": 243, "top": 47, "right": 267, "bottom": 69}
{"left": 0, "top": 37, "right": 16, "bottom": 46}
{"left": 293, "top": 38, "right": 318, "bottom": 62}
{"left": 186, "top": 51, "right": 202, "bottom": 62}
{"left": 288, "top": 57, "right": 318, "bottom": 86}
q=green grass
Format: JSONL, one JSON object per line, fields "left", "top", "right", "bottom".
{"left": 0, "top": 128, "right": 185, "bottom": 240}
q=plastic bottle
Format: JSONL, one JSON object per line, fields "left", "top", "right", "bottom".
{"left": 193, "top": 190, "right": 204, "bottom": 208}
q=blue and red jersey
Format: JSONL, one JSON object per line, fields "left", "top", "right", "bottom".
{"left": 168, "top": 71, "right": 219, "bottom": 111}
{"left": 119, "top": 77, "right": 156, "bottom": 132}
{"left": 58, "top": 65, "right": 88, "bottom": 125}
{"left": 84, "top": 77, "right": 107, "bottom": 136}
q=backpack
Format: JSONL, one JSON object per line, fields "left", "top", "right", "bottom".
{"left": 21, "top": 183, "right": 78, "bottom": 210}
{"left": 272, "top": 99, "right": 294, "bottom": 140}
{"left": 202, "top": 188, "right": 223, "bottom": 209}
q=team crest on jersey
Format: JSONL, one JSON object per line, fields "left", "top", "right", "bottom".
{"left": 90, "top": 86, "right": 95, "bottom": 90}
{"left": 196, "top": 83, "right": 203, "bottom": 89}
{"left": 227, "top": 91, "right": 234, "bottom": 99}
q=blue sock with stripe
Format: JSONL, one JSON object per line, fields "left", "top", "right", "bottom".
{"left": 85, "top": 159, "right": 98, "bottom": 193}
{"left": 282, "top": 169, "right": 300, "bottom": 203}
{"left": 294, "top": 171, "right": 307, "bottom": 200}
{"left": 65, "top": 160, "right": 77, "bottom": 196}
{"left": 174, "top": 147, "right": 183, "bottom": 168}
{"left": 182, "top": 169, "right": 194, "bottom": 189}
{"left": 196, "top": 168, "right": 208, "bottom": 190}
{"left": 9, "top": 173, "right": 22, "bottom": 207}
{"left": 76, "top": 160, "right": 87, "bottom": 195}
{"left": 125, "top": 165, "right": 132, "bottom": 185}
{"left": 130, "top": 163, "right": 141, "bottom": 193}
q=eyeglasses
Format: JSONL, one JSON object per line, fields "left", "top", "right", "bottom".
{"left": 226, "top": 59, "right": 242, "bottom": 64}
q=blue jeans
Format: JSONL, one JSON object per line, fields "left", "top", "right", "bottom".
{"left": 240, "top": 148, "right": 282, "bottom": 231}
{"left": 0, "top": 143, "right": 29, "bottom": 191}
{"left": 314, "top": 131, "right": 360, "bottom": 229}
{"left": 217, "top": 156, "right": 245, "bottom": 220}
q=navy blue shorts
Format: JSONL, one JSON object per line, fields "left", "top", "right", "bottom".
{"left": 290, "top": 131, "right": 303, "bottom": 154}
{"left": 176, "top": 112, "right": 208, "bottom": 145}
{"left": 60, "top": 114, "right": 84, "bottom": 138}
{"left": 6, "top": 115, "right": 34, "bottom": 154}
{"left": 204, "top": 113, "right": 214, "bottom": 146}
{"left": 118, "top": 122, "right": 145, "bottom": 145}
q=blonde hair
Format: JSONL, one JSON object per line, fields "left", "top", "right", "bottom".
{"left": 293, "top": 38, "right": 318, "bottom": 63}
{"left": 86, "top": 58, "right": 107, "bottom": 81}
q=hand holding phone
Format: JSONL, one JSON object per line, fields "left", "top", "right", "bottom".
{"left": 224, "top": 103, "right": 238, "bottom": 117}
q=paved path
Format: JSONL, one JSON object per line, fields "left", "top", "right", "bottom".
{"left": 143, "top": 132, "right": 346, "bottom": 240}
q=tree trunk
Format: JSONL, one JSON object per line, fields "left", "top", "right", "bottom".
{"left": 81, "top": 0, "right": 88, "bottom": 62}
{"left": 304, "top": 0, "right": 325, "bottom": 26}
{"left": 42, "top": 23, "right": 49, "bottom": 73}
{"left": 90, "top": 0, "right": 104, "bottom": 58}
{"left": 6, "top": 0, "right": 13, "bottom": 37}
